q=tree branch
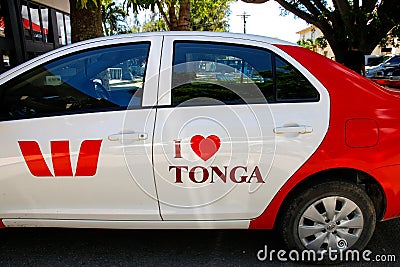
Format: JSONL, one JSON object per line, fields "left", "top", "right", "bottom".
{"left": 378, "top": 0, "right": 400, "bottom": 25}
{"left": 332, "top": 0, "right": 351, "bottom": 15}
{"left": 276, "top": 0, "right": 332, "bottom": 35}
{"left": 362, "top": 0, "right": 377, "bottom": 13}
{"left": 156, "top": 0, "right": 171, "bottom": 29}
{"left": 354, "top": 0, "right": 359, "bottom": 9}
{"left": 311, "top": 0, "right": 331, "bottom": 14}
{"left": 332, "top": 0, "right": 351, "bottom": 25}
{"left": 331, "top": 0, "right": 350, "bottom": 29}
{"left": 298, "top": 0, "right": 324, "bottom": 18}
{"left": 276, "top": 0, "right": 318, "bottom": 25}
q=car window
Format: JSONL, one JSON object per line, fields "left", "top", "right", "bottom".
{"left": 275, "top": 57, "right": 319, "bottom": 101}
{"left": 171, "top": 41, "right": 319, "bottom": 106}
{"left": 0, "top": 43, "right": 150, "bottom": 120}
{"left": 366, "top": 56, "right": 384, "bottom": 66}
{"left": 387, "top": 56, "right": 400, "bottom": 66}
{"left": 172, "top": 42, "right": 274, "bottom": 106}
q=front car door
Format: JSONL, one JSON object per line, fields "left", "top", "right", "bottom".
{"left": 153, "top": 35, "right": 329, "bottom": 221}
{"left": 0, "top": 36, "right": 163, "bottom": 224}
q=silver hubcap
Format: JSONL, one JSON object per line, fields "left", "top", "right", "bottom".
{"left": 298, "top": 196, "right": 364, "bottom": 252}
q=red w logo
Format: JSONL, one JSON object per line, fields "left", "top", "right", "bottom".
{"left": 18, "top": 140, "right": 102, "bottom": 177}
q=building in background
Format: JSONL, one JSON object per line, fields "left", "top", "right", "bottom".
{"left": 297, "top": 25, "right": 400, "bottom": 61}
{"left": 296, "top": 25, "right": 335, "bottom": 60}
{"left": 0, "top": 0, "right": 70, "bottom": 73}
{"left": 370, "top": 39, "right": 400, "bottom": 55}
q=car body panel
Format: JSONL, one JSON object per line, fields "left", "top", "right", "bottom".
{"left": 152, "top": 35, "right": 329, "bottom": 220}
{"left": 250, "top": 45, "right": 400, "bottom": 229}
{"left": 0, "top": 35, "right": 164, "bottom": 221}
{"left": 0, "top": 32, "right": 399, "bottom": 231}
{"left": 0, "top": 111, "right": 160, "bottom": 220}
{"left": 2, "top": 218, "right": 250, "bottom": 229}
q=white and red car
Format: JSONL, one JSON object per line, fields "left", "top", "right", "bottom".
{"left": 0, "top": 32, "right": 399, "bottom": 253}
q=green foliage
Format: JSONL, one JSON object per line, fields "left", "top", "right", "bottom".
{"left": 75, "top": 0, "right": 102, "bottom": 9}
{"left": 101, "top": 1, "right": 127, "bottom": 35}
{"left": 243, "top": 0, "right": 400, "bottom": 60}
{"left": 124, "top": 0, "right": 158, "bottom": 13}
{"left": 297, "top": 36, "right": 327, "bottom": 53}
{"left": 124, "top": 0, "right": 235, "bottom": 32}
{"left": 315, "top": 36, "right": 327, "bottom": 49}
{"left": 190, "top": 0, "right": 235, "bottom": 32}
{"left": 141, "top": 14, "right": 168, "bottom": 32}
{"left": 380, "top": 25, "right": 400, "bottom": 48}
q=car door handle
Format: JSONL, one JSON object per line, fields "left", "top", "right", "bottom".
{"left": 108, "top": 132, "right": 148, "bottom": 141}
{"left": 273, "top": 126, "right": 313, "bottom": 134}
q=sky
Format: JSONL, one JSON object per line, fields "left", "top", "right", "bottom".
{"left": 228, "top": 1, "right": 309, "bottom": 43}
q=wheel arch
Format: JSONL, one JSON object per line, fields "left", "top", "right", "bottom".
{"left": 249, "top": 167, "right": 386, "bottom": 229}
{"left": 276, "top": 168, "right": 386, "bottom": 225}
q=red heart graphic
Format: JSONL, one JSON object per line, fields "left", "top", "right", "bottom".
{"left": 190, "top": 135, "right": 221, "bottom": 161}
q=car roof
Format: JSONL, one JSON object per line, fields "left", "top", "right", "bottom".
{"left": 0, "top": 32, "right": 295, "bottom": 81}
{"left": 75, "top": 31, "right": 294, "bottom": 46}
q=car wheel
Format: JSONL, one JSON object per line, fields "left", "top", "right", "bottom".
{"left": 279, "top": 180, "right": 376, "bottom": 255}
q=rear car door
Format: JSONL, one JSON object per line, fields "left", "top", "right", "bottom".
{"left": 153, "top": 35, "right": 329, "bottom": 220}
{"left": 0, "top": 36, "right": 162, "bottom": 223}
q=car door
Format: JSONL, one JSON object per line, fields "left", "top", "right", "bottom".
{"left": 0, "top": 36, "right": 162, "bottom": 222}
{"left": 153, "top": 35, "right": 329, "bottom": 220}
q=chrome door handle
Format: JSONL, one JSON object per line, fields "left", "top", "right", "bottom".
{"left": 108, "top": 132, "right": 148, "bottom": 141}
{"left": 273, "top": 126, "right": 313, "bottom": 134}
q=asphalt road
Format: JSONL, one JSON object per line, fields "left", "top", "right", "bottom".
{"left": 0, "top": 218, "right": 399, "bottom": 266}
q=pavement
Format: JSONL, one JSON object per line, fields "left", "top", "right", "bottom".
{"left": 0, "top": 218, "right": 398, "bottom": 266}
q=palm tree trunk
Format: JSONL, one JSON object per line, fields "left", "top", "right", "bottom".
{"left": 70, "top": 0, "right": 104, "bottom": 43}
{"left": 177, "top": 0, "right": 190, "bottom": 30}
{"left": 103, "top": 21, "right": 109, "bottom": 36}
{"left": 168, "top": 3, "right": 178, "bottom": 30}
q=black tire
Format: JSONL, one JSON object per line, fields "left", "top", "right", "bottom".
{"left": 279, "top": 180, "right": 376, "bottom": 260}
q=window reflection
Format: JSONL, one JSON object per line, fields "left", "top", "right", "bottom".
{"left": 275, "top": 57, "right": 319, "bottom": 101}
{"left": 21, "top": 3, "right": 32, "bottom": 40}
{"left": 0, "top": 2, "right": 5, "bottom": 38}
{"left": 29, "top": 4, "right": 41, "bottom": 41}
{"left": 172, "top": 42, "right": 273, "bottom": 106}
{"left": 1, "top": 43, "right": 150, "bottom": 120}
{"left": 40, "top": 7, "right": 49, "bottom": 42}
{"left": 56, "top": 12, "right": 66, "bottom": 45}
{"left": 65, "top": 15, "right": 71, "bottom": 44}
{"left": 172, "top": 42, "right": 319, "bottom": 105}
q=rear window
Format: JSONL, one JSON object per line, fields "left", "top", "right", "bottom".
{"left": 171, "top": 41, "right": 319, "bottom": 106}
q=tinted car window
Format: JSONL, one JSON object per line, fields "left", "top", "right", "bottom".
{"left": 387, "top": 56, "right": 400, "bottom": 66}
{"left": 0, "top": 43, "right": 150, "bottom": 120}
{"left": 172, "top": 42, "right": 273, "bottom": 106}
{"left": 275, "top": 57, "right": 319, "bottom": 101}
{"left": 171, "top": 41, "right": 319, "bottom": 106}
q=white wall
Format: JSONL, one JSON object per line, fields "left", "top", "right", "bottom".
{"left": 35, "top": 0, "right": 69, "bottom": 13}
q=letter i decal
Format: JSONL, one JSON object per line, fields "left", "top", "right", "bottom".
{"left": 174, "top": 140, "right": 183, "bottom": 158}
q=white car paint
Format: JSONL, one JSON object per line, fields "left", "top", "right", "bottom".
{"left": 0, "top": 35, "right": 163, "bottom": 221}
{"left": 0, "top": 32, "right": 329, "bottom": 228}
{"left": 153, "top": 35, "right": 330, "bottom": 220}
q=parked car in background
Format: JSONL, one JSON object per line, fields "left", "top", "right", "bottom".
{"left": 365, "top": 54, "right": 384, "bottom": 66}
{"left": 366, "top": 54, "right": 400, "bottom": 78}
{"left": 372, "top": 67, "right": 400, "bottom": 89}
{"left": 1, "top": 32, "right": 400, "bottom": 259}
